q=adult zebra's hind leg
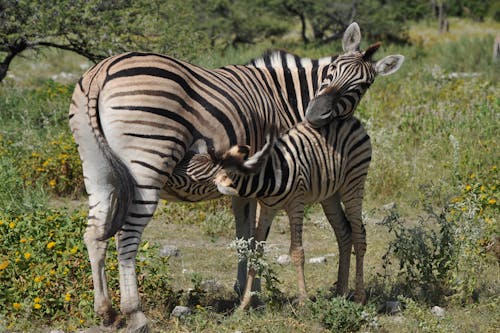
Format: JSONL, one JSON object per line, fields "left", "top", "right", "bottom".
{"left": 321, "top": 193, "right": 352, "bottom": 298}
{"left": 116, "top": 184, "right": 161, "bottom": 333}
{"left": 84, "top": 183, "right": 119, "bottom": 327}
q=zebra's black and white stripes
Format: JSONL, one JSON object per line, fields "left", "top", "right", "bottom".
{"left": 209, "top": 117, "right": 372, "bottom": 307}
{"left": 69, "top": 22, "right": 403, "bottom": 330}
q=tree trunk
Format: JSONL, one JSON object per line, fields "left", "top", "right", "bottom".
{"left": 299, "top": 13, "right": 309, "bottom": 44}
{"left": 0, "top": 39, "right": 28, "bottom": 83}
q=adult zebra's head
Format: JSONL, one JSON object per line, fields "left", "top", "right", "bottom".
{"left": 305, "top": 22, "right": 405, "bottom": 128}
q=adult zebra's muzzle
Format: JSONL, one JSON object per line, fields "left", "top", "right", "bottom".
{"left": 305, "top": 94, "right": 336, "bottom": 128}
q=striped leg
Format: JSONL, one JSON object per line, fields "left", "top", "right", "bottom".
{"left": 321, "top": 193, "right": 352, "bottom": 297}
{"left": 239, "top": 205, "right": 276, "bottom": 310}
{"left": 286, "top": 202, "right": 307, "bottom": 304}
{"left": 115, "top": 184, "right": 160, "bottom": 333}
{"left": 84, "top": 183, "right": 118, "bottom": 326}
{"left": 342, "top": 193, "right": 366, "bottom": 304}
{"left": 232, "top": 197, "right": 257, "bottom": 296}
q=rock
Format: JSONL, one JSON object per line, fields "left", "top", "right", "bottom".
{"left": 159, "top": 245, "right": 180, "bottom": 258}
{"left": 171, "top": 305, "right": 192, "bottom": 318}
{"left": 431, "top": 305, "right": 445, "bottom": 317}
{"left": 308, "top": 256, "right": 327, "bottom": 264}
{"left": 382, "top": 202, "right": 396, "bottom": 211}
{"left": 201, "top": 279, "right": 223, "bottom": 293}
{"left": 277, "top": 254, "right": 291, "bottom": 265}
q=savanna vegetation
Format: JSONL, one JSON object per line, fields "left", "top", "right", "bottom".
{"left": 0, "top": 1, "right": 499, "bottom": 332}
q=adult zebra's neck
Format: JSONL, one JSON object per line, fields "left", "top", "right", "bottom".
{"left": 247, "top": 50, "right": 335, "bottom": 128}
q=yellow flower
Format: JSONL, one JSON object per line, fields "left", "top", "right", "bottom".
{"left": 50, "top": 269, "right": 56, "bottom": 275}
{"left": 20, "top": 238, "right": 27, "bottom": 243}
{"left": 47, "top": 241, "right": 56, "bottom": 249}
{"left": 34, "top": 297, "right": 42, "bottom": 303}
{"left": 24, "top": 253, "right": 31, "bottom": 260}
{"left": 0, "top": 261, "right": 9, "bottom": 270}
{"left": 34, "top": 303, "right": 42, "bottom": 310}
{"left": 480, "top": 185, "right": 486, "bottom": 192}
{"left": 48, "top": 179, "right": 57, "bottom": 188}
{"left": 9, "top": 222, "right": 15, "bottom": 229}
{"left": 13, "top": 303, "right": 21, "bottom": 310}
{"left": 34, "top": 276, "right": 44, "bottom": 283}
{"left": 64, "top": 293, "right": 71, "bottom": 302}
{"left": 79, "top": 319, "right": 85, "bottom": 324}
{"left": 70, "top": 246, "right": 78, "bottom": 254}
{"left": 0, "top": 220, "right": 3, "bottom": 225}
{"left": 469, "top": 173, "right": 475, "bottom": 179}
{"left": 489, "top": 198, "right": 497, "bottom": 205}
{"left": 465, "top": 185, "right": 472, "bottom": 191}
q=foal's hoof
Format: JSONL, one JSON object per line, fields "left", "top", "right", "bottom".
{"left": 126, "top": 311, "right": 149, "bottom": 333}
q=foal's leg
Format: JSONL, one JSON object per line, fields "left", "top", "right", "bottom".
{"left": 286, "top": 203, "right": 307, "bottom": 304}
{"left": 239, "top": 205, "right": 277, "bottom": 310}
{"left": 321, "top": 193, "right": 352, "bottom": 297}
{"left": 341, "top": 193, "right": 366, "bottom": 304}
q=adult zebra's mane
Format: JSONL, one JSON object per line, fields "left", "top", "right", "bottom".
{"left": 247, "top": 49, "right": 334, "bottom": 70}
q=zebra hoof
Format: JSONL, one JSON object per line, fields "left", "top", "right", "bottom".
{"left": 101, "top": 307, "right": 119, "bottom": 327}
{"left": 126, "top": 311, "right": 149, "bottom": 333}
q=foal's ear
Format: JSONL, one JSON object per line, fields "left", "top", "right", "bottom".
{"left": 342, "top": 22, "right": 361, "bottom": 52}
{"left": 374, "top": 55, "right": 405, "bottom": 76}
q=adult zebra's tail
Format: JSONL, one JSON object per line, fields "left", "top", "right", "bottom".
{"left": 69, "top": 66, "right": 136, "bottom": 241}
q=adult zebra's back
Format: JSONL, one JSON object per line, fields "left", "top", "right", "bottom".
{"left": 69, "top": 22, "right": 403, "bottom": 332}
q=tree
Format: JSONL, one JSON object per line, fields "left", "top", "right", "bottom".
{"left": 0, "top": 0, "right": 153, "bottom": 82}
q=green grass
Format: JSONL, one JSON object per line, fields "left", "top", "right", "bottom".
{"left": 0, "top": 18, "right": 499, "bottom": 332}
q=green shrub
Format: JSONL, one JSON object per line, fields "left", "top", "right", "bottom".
{"left": 0, "top": 208, "right": 173, "bottom": 331}
{"left": 379, "top": 174, "right": 498, "bottom": 304}
{"left": 18, "top": 133, "right": 83, "bottom": 197}
{"left": 307, "top": 294, "right": 377, "bottom": 333}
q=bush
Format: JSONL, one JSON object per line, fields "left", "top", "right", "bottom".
{"left": 0, "top": 208, "right": 173, "bottom": 331}
{"left": 307, "top": 294, "right": 377, "bottom": 333}
{"left": 378, "top": 175, "right": 498, "bottom": 304}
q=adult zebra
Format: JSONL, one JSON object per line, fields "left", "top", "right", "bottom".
{"left": 69, "top": 22, "right": 403, "bottom": 331}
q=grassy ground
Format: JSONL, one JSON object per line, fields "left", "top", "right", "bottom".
{"left": 0, "top": 18, "right": 498, "bottom": 332}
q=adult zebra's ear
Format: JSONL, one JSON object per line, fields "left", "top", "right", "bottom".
{"left": 342, "top": 22, "right": 361, "bottom": 52}
{"left": 375, "top": 55, "right": 405, "bottom": 76}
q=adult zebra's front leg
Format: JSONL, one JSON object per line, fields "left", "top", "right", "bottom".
{"left": 232, "top": 197, "right": 258, "bottom": 296}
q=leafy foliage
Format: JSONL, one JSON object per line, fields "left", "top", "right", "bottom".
{"left": 378, "top": 175, "right": 498, "bottom": 304}
{"left": 0, "top": 208, "right": 173, "bottom": 331}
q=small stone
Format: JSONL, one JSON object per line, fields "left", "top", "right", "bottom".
{"left": 159, "top": 245, "right": 180, "bottom": 258}
{"left": 277, "top": 254, "right": 291, "bottom": 265}
{"left": 171, "top": 305, "right": 192, "bottom": 318}
{"left": 50, "top": 330, "right": 65, "bottom": 333}
{"left": 431, "top": 305, "right": 445, "bottom": 317}
{"left": 382, "top": 202, "right": 396, "bottom": 211}
{"left": 308, "top": 256, "right": 327, "bottom": 264}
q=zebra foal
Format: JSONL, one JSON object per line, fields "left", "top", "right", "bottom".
{"left": 195, "top": 117, "right": 371, "bottom": 308}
